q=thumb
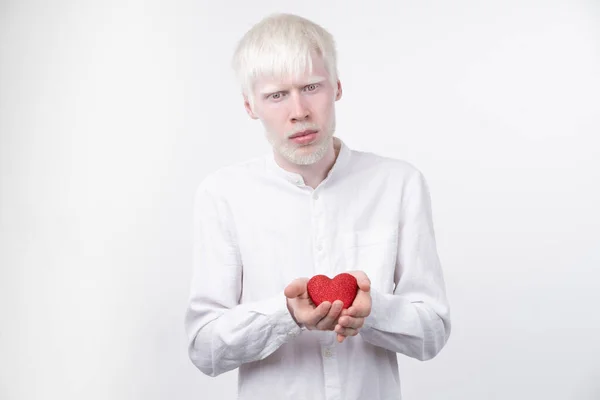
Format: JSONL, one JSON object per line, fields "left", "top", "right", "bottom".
{"left": 284, "top": 278, "right": 307, "bottom": 299}
{"left": 357, "top": 277, "right": 371, "bottom": 292}
{"left": 348, "top": 271, "right": 371, "bottom": 292}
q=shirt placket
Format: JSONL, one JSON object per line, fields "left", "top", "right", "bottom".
{"left": 311, "top": 190, "right": 331, "bottom": 274}
{"left": 311, "top": 189, "right": 341, "bottom": 400}
{"left": 321, "top": 338, "right": 341, "bottom": 400}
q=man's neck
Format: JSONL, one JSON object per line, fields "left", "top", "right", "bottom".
{"left": 273, "top": 138, "right": 340, "bottom": 189}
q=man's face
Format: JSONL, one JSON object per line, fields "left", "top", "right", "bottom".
{"left": 245, "top": 55, "right": 342, "bottom": 165}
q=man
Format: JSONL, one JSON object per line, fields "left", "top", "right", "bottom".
{"left": 185, "top": 13, "right": 451, "bottom": 400}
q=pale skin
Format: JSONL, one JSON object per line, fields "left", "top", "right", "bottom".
{"left": 244, "top": 54, "right": 341, "bottom": 188}
{"left": 284, "top": 271, "right": 372, "bottom": 343}
{"left": 243, "top": 53, "right": 373, "bottom": 343}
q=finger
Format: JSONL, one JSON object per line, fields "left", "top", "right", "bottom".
{"left": 305, "top": 301, "right": 331, "bottom": 327}
{"left": 347, "top": 292, "right": 371, "bottom": 318}
{"left": 284, "top": 278, "right": 308, "bottom": 299}
{"left": 315, "top": 300, "right": 343, "bottom": 330}
{"left": 338, "top": 315, "right": 364, "bottom": 330}
{"left": 335, "top": 324, "right": 359, "bottom": 337}
{"left": 343, "top": 304, "right": 361, "bottom": 317}
{"left": 337, "top": 333, "right": 345, "bottom": 343}
{"left": 347, "top": 305, "right": 371, "bottom": 318}
{"left": 346, "top": 307, "right": 367, "bottom": 318}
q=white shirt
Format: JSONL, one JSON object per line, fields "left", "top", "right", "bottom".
{"left": 184, "top": 137, "right": 451, "bottom": 400}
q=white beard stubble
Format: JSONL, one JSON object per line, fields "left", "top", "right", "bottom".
{"left": 265, "top": 116, "right": 336, "bottom": 166}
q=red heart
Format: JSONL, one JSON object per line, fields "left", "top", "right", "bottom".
{"left": 307, "top": 273, "right": 359, "bottom": 310}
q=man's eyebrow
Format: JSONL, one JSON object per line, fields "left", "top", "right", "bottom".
{"left": 259, "top": 85, "right": 283, "bottom": 96}
{"left": 303, "top": 76, "right": 327, "bottom": 85}
{"left": 259, "top": 76, "right": 327, "bottom": 96}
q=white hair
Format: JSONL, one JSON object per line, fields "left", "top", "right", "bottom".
{"left": 232, "top": 13, "right": 338, "bottom": 106}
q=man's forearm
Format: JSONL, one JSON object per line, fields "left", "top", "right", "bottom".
{"left": 358, "top": 288, "right": 450, "bottom": 361}
{"left": 185, "top": 292, "right": 303, "bottom": 377}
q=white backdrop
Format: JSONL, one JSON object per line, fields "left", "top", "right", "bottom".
{"left": 1, "top": 1, "right": 599, "bottom": 399}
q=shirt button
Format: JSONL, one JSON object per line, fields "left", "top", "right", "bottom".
{"left": 316, "top": 244, "right": 323, "bottom": 252}
{"left": 323, "top": 348, "right": 333, "bottom": 358}
{"left": 313, "top": 193, "right": 319, "bottom": 200}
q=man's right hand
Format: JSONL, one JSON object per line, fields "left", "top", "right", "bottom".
{"left": 284, "top": 278, "right": 343, "bottom": 331}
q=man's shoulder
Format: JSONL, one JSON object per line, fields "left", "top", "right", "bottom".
{"left": 195, "top": 155, "right": 265, "bottom": 197}
{"left": 349, "top": 148, "right": 422, "bottom": 180}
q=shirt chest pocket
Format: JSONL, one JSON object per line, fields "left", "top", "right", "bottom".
{"left": 341, "top": 228, "right": 398, "bottom": 294}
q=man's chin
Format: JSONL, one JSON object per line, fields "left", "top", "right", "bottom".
{"left": 281, "top": 141, "right": 329, "bottom": 165}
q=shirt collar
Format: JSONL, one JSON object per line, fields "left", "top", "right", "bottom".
{"left": 265, "top": 136, "right": 352, "bottom": 187}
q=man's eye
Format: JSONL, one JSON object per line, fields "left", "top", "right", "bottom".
{"left": 305, "top": 84, "right": 319, "bottom": 91}
{"left": 270, "top": 92, "right": 284, "bottom": 100}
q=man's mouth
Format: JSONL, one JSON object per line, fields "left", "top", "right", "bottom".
{"left": 289, "top": 130, "right": 318, "bottom": 139}
{"left": 289, "top": 130, "right": 318, "bottom": 144}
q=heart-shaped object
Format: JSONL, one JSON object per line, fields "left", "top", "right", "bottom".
{"left": 307, "top": 273, "right": 359, "bottom": 310}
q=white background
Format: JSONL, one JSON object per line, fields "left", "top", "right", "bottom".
{"left": 1, "top": 1, "right": 599, "bottom": 399}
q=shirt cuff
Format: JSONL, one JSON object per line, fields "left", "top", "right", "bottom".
{"left": 363, "top": 286, "right": 383, "bottom": 330}
{"left": 249, "top": 291, "right": 305, "bottom": 338}
{"left": 362, "top": 286, "right": 423, "bottom": 334}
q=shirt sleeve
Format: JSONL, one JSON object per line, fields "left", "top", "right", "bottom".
{"left": 359, "top": 168, "right": 451, "bottom": 361}
{"left": 184, "top": 177, "right": 303, "bottom": 377}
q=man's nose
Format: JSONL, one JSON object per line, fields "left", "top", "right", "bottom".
{"left": 290, "top": 93, "right": 309, "bottom": 122}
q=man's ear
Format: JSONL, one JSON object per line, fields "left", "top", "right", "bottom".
{"left": 335, "top": 79, "right": 343, "bottom": 101}
{"left": 244, "top": 96, "right": 259, "bottom": 120}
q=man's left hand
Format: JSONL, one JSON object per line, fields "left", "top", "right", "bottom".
{"left": 335, "top": 270, "right": 372, "bottom": 343}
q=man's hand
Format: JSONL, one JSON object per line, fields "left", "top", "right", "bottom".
{"left": 284, "top": 278, "right": 344, "bottom": 331}
{"left": 334, "top": 271, "right": 372, "bottom": 343}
